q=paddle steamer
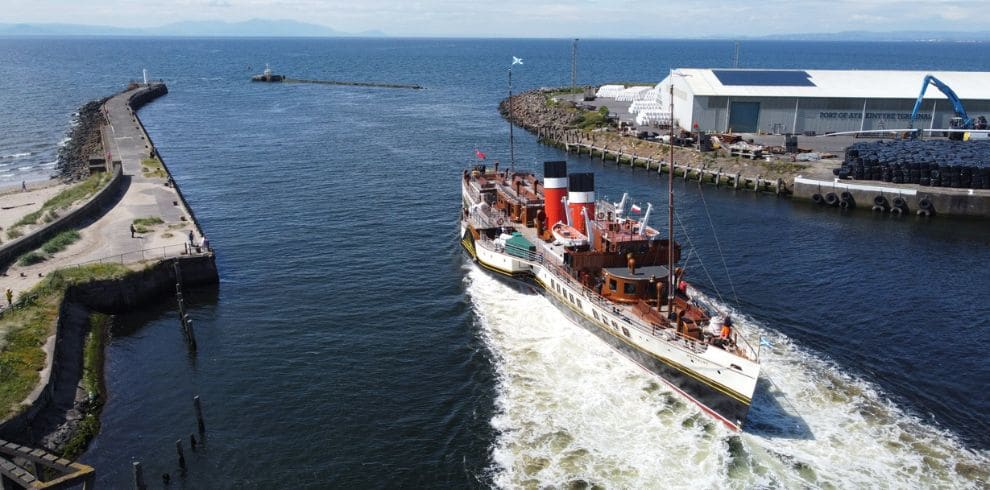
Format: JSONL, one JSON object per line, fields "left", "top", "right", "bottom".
{"left": 461, "top": 160, "right": 761, "bottom": 430}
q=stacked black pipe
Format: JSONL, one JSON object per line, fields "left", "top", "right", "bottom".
{"left": 833, "top": 140, "right": 990, "bottom": 189}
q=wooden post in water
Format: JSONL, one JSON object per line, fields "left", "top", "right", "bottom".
{"left": 133, "top": 461, "right": 146, "bottom": 489}
{"left": 176, "top": 440, "right": 186, "bottom": 471}
{"left": 194, "top": 396, "right": 206, "bottom": 434}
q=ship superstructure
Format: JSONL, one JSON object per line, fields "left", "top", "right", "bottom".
{"left": 461, "top": 160, "right": 760, "bottom": 430}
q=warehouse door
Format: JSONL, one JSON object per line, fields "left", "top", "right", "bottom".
{"left": 728, "top": 101, "right": 760, "bottom": 133}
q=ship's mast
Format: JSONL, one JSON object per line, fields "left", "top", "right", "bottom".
{"left": 667, "top": 72, "right": 675, "bottom": 312}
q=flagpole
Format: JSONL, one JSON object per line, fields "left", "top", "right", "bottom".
{"left": 508, "top": 66, "right": 515, "bottom": 172}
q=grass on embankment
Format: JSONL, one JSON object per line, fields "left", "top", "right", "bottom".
{"left": 132, "top": 216, "right": 163, "bottom": 234}
{"left": 59, "top": 312, "right": 109, "bottom": 459}
{"left": 141, "top": 157, "right": 166, "bottom": 179}
{"left": 0, "top": 263, "right": 129, "bottom": 421}
{"left": 16, "top": 230, "right": 82, "bottom": 266}
{"left": 6, "top": 172, "right": 111, "bottom": 240}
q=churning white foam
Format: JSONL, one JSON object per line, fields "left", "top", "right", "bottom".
{"left": 465, "top": 267, "right": 989, "bottom": 489}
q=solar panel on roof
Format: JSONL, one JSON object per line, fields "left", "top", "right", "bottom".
{"left": 713, "top": 70, "right": 816, "bottom": 87}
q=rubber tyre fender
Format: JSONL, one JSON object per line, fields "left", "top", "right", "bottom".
{"left": 825, "top": 192, "right": 839, "bottom": 206}
{"left": 916, "top": 209, "right": 931, "bottom": 217}
{"left": 892, "top": 196, "right": 907, "bottom": 209}
{"left": 918, "top": 198, "right": 934, "bottom": 212}
{"left": 872, "top": 195, "right": 888, "bottom": 208}
{"left": 890, "top": 206, "right": 904, "bottom": 217}
{"left": 812, "top": 193, "right": 824, "bottom": 205}
{"left": 839, "top": 198, "right": 853, "bottom": 210}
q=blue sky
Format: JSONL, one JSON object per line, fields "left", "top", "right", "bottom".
{"left": 7, "top": 0, "right": 990, "bottom": 37}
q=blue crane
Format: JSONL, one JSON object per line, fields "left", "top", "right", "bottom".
{"left": 908, "top": 74, "right": 972, "bottom": 131}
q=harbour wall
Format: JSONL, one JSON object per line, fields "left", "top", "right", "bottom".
{"left": 793, "top": 177, "right": 990, "bottom": 217}
{"left": 0, "top": 163, "right": 123, "bottom": 270}
{"left": 0, "top": 255, "right": 218, "bottom": 440}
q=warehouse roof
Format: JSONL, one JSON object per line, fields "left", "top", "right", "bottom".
{"left": 669, "top": 69, "right": 990, "bottom": 100}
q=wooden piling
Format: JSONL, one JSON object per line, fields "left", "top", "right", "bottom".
{"left": 190, "top": 434, "right": 197, "bottom": 450}
{"left": 176, "top": 440, "right": 186, "bottom": 471}
{"left": 133, "top": 461, "right": 145, "bottom": 489}
{"left": 194, "top": 396, "right": 206, "bottom": 434}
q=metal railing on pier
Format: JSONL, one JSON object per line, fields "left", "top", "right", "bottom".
{"left": 65, "top": 242, "right": 210, "bottom": 270}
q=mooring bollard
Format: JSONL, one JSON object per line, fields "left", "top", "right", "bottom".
{"left": 194, "top": 396, "right": 206, "bottom": 434}
{"left": 133, "top": 461, "right": 146, "bottom": 489}
{"left": 176, "top": 440, "right": 186, "bottom": 471}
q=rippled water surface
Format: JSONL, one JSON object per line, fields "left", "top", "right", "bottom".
{"left": 1, "top": 38, "right": 989, "bottom": 487}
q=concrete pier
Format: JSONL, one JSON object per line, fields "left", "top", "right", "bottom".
{"left": 0, "top": 81, "right": 219, "bottom": 474}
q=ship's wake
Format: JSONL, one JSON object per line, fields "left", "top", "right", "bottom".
{"left": 464, "top": 267, "right": 989, "bottom": 488}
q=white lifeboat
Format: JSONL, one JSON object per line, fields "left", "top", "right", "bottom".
{"left": 551, "top": 222, "right": 588, "bottom": 247}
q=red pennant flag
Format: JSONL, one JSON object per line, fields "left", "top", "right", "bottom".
{"left": 630, "top": 204, "right": 642, "bottom": 214}
{"left": 474, "top": 148, "right": 487, "bottom": 160}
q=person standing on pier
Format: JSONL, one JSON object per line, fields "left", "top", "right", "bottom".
{"left": 188, "top": 230, "right": 195, "bottom": 245}
{"left": 130, "top": 223, "right": 136, "bottom": 238}
{"left": 5, "top": 288, "right": 13, "bottom": 307}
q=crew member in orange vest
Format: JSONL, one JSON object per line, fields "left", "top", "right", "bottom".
{"left": 720, "top": 316, "right": 734, "bottom": 345}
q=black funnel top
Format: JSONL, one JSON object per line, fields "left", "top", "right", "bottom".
{"left": 544, "top": 160, "right": 567, "bottom": 179}
{"left": 568, "top": 172, "right": 595, "bottom": 192}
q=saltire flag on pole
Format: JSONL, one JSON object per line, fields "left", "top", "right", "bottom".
{"left": 630, "top": 204, "right": 642, "bottom": 214}
{"left": 512, "top": 56, "right": 524, "bottom": 66}
{"left": 475, "top": 148, "right": 487, "bottom": 160}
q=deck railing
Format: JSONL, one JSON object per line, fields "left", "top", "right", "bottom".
{"left": 474, "top": 235, "right": 759, "bottom": 363}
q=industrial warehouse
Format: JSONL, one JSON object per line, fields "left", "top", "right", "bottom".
{"left": 598, "top": 69, "right": 990, "bottom": 135}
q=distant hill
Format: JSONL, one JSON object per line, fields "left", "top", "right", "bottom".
{"left": 750, "top": 30, "right": 990, "bottom": 42}
{"left": 0, "top": 19, "right": 386, "bottom": 37}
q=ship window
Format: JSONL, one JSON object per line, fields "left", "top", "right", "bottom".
{"left": 593, "top": 310, "right": 600, "bottom": 320}
{"left": 611, "top": 321, "right": 618, "bottom": 329}
{"left": 623, "top": 282, "right": 637, "bottom": 294}
{"left": 576, "top": 299, "right": 582, "bottom": 309}
{"left": 609, "top": 279, "right": 617, "bottom": 292}
{"left": 569, "top": 293, "right": 575, "bottom": 303}
{"left": 622, "top": 327, "right": 630, "bottom": 337}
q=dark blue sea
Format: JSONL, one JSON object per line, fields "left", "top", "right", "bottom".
{"left": 1, "top": 38, "right": 989, "bottom": 487}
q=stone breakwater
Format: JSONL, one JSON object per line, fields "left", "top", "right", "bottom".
{"left": 500, "top": 90, "right": 809, "bottom": 184}
{"left": 56, "top": 98, "right": 109, "bottom": 182}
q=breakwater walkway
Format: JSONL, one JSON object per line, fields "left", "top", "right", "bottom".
{"left": 0, "top": 82, "right": 209, "bottom": 298}
{"left": 1, "top": 81, "right": 218, "bottom": 486}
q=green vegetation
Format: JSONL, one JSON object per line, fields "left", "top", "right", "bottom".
{"left": 42, "top": 230, "right": 81, "bottom": 255}
{"left": 41, "top": 172, "right": 109, "bottom": 212}
{"left": 575, "top": 108, "right": 610, "bottom": 130}
{"left": 6, "top": 172, "right": 110, "bottom": 237}
{"left": 13, "top": 210, "right": 42, "bottom": 227}
{"left": 141, "top": 157, "right": 167, "bottom": 178}
{"left": 0, "top": 264, "right": 129, "bottom": 420}
{"left": 13, "top": 230, "right": 82, "bottom": 266}
{"left": 17, "top": 252, "right": 46, "bottom": 266}
{"left": 42, "top": 209, "right": 59, "bottom": 224}
{"left": 132, "top": 216, "right": 164, "bottom": 234}
{"left": 60, "top": 312, "right": 109, "bottom": 459}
